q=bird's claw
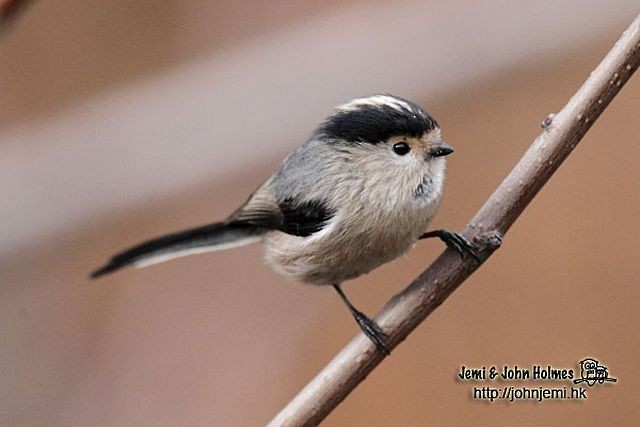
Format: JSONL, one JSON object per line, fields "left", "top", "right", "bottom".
{"left": 439, "top": 230, "right": 481, "bottom": 263}
{"left": 352, "top": 309, "right": 390, "bottom": 355}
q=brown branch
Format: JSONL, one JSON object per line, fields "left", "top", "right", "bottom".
{"left": 269, "top": 12, "right": 640, "bottom": 427}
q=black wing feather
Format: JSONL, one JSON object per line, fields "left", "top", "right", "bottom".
{"left": 231, "top": 196, "right": 334, "bottom": 237}
{"left": 278, "top": 198, "right": 334, "bottom": 236}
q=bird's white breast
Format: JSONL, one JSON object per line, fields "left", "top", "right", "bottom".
{"left": 262, "top": 161, "right": 445, "bottom": 285}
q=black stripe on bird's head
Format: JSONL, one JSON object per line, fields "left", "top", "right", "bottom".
{"left": 316, "top": 94, "right": 438, "bottom": 144}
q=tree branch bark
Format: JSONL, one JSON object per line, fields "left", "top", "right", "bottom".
{"left": 269, "top": 12, "right": 640, "bottom": 427}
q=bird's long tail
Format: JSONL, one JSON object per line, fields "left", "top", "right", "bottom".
{"left": 91, "top": 221, "right": 265, "bottom": 279}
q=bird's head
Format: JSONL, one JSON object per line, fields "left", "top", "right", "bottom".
{"left": 314, "top": 94, "right": 452, "bottom": 201}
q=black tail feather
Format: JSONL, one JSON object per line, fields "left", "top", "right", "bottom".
{"left": 91, "top": 262, "right": 124, "bottom": 279}
{"left": 91, "top": 222, "right": 263, "bottom": 279}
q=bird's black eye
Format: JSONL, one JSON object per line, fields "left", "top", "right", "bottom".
{"left": 392, "top": 142, "right": 411, "bottom": 156}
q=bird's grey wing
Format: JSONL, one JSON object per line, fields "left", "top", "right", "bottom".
{"left": 230, "top": 183, "right": 335, "bottom": 237}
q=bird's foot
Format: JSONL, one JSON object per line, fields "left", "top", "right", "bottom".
{"left": 351, "top": 309, "right": 390, "bottom": 355}
{"left": 420, "top": 229, "right": 481, "bottom": 262}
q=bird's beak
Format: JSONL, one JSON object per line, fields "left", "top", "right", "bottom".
{"left": 429, "top": 141, "right": 454, "bottom": 158}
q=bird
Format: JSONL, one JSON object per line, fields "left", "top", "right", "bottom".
{"left": 574, "top": 358, "right": 617, "bottom": 386}
{"left": 91, "top": 94, "right": 478, "bottom": 354}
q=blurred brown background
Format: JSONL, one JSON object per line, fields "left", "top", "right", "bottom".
{"left": 1, "top": 1, "right": 639, "bottom": 426}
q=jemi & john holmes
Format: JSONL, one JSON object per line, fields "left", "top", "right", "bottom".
{"left": 458, "top": 365, "right": 574, "bottom": 381}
